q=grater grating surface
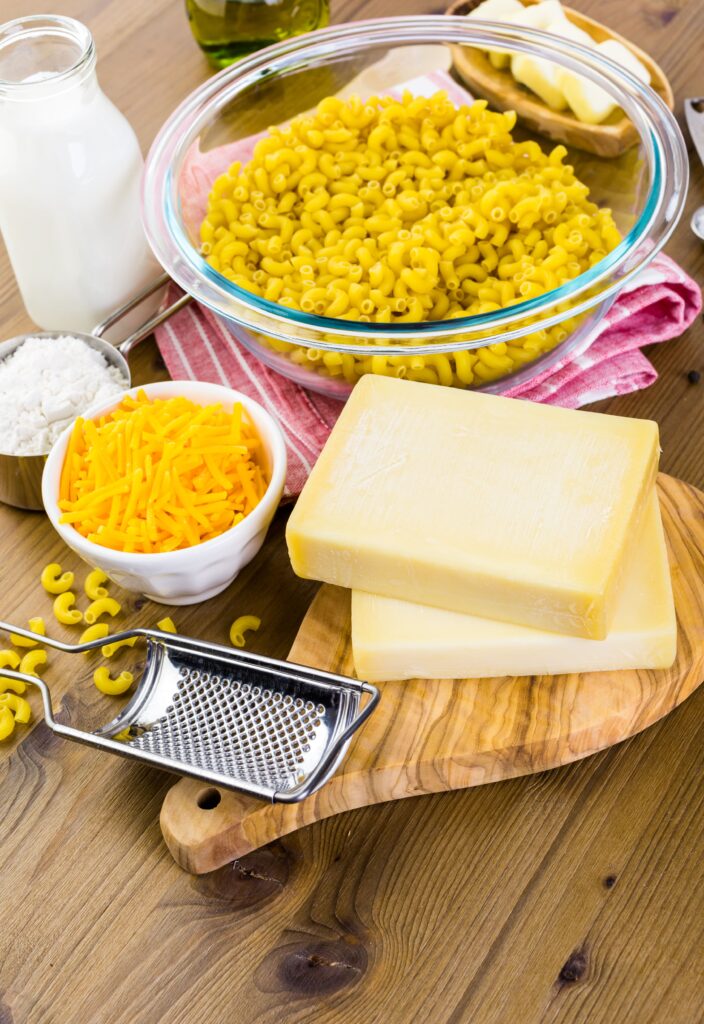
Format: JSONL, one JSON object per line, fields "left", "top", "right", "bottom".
{"left": 126, "top": 661, "right": 329, "bottom": 793}
{"left": 0, "top": 620, "right": 379, "bottom": 803}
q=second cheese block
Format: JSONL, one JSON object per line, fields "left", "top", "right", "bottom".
{"left": 286, "top": 376, "right": 659, "bottom": 638}
{"left": 351, "top": 491, "right": 677, "bottom": 682}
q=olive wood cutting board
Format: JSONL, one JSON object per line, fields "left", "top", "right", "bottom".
{"left": 160, "top": 473, "right": 704, "bottom": 874}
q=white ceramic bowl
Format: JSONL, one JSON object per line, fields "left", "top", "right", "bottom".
{"left": 42, "top": 380, "right": 287, "bottom": 605}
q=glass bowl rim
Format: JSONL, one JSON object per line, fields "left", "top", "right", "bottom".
{"left": 142, "top": 15, "right": 687, "bottom": 356}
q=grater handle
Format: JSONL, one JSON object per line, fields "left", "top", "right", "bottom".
{"left": 0, "top": 668, "right": 61, "bottom": 730}
{"left": 0, "top": 667, "right": 126, "bottom": 749}
{"left": 0, "top": 620, "right": 149, "bottom": 654}
{"left": 273, "top": 680, "right": 381, "bottom": 803}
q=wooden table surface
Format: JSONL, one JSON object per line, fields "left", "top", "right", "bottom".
{"left": 1, "top": 1, "right": 703, "bottom": 1022}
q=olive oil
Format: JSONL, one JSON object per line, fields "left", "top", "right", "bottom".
{"left": 186, "top": 0, "right": 330, "bottom": 68}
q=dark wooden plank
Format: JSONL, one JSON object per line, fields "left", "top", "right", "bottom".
{"left": 0, "top": 0, "right": 703, "bottom": 1022}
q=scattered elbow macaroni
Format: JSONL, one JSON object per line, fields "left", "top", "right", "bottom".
{"left": 58, "top": 392, "right": 268, "bottom": 553}
{"left": 93, "top": 666, "right": 134, "bottom": 696}
{"left": 0, "top": 705, "right": 16, "bottom": 740}
{"left": 10, "top": 617, "right": 46, "bottom": 647}
{"left": 1, "top": 562, "right": 134, "bottom": 739}
{"left": 201, "top": 91, "right": 621, "bottom": 387}
{"left": 1, "top": 612, "right": 48, "bottom": 740}
{"left": 53, "top": 592, "right": 83, "bottom": 625}
{"left": 101, "top": 636, "right": 137, "bottom": 658}
{"left": 229, "top": 615, "right": 261, "bottom": 648}
{"left": 0, "top": 667, "right": 26, "bottom": 700}
{"left": 19, "top": 649, "right": 47, "bottom": 676}
{"left": 85, "top": 568, "right": 109, "bottom": 601}
{"left": 1, "top": 692, "right": 32, "bottom": 723}
{"left": 0, "top": 653, "right": 27, "bottom": 705}
{"left": 84, "top": 596, "right": 122, "bottom": 625}
{"left": 0, "top": 650, "right": 20, "bottom": 670}
{"left": 40, "top": 563, "right": 74, "bottom": 594}
{"left": 0, "top": 692, "right": 32, "bottom": 738}
{"left": 5, "top": 561, "right": 260, "bottom": 733}
{"left": 80, "top": 623, "right": 111, "bottom": 647}
{"left": 0, "top": 677, "right": 25, "bottom": 694}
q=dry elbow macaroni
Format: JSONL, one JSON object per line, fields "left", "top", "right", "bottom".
{"left": 0, "top": 692, "right": 32, "bottom": 738}
{"left": 0, "top": 650, "right": 21, "bottom": 671}
{"left": 2, "top": 692, "right": 31, "bottom": 722}
{"left": 0, "top": 706, "right": 16, "bottom": 740}
{"left": 229, "top": 615, "right": 261, "bottom": 648}
{"left": 93, "top": 666, "right": 134, "bottom": 696}
{"left": 2, "top": 564, "right": 133, "bottom": 739}
{"left": 85, "top": 568, "right": 109, "bottom": 601}
{"left": 1, "top": 566, "right": 265, "bottom": 734}
{"left": 80, "top": 623, "right": 110, "bottom": 647}
{"left": 201, "top": 91, "right": 621, "bottom": 387}
{"left": 0, "top": 631, "right": 46, "bottom": 741}
{"left": 0, "top": 679, "right": 32, "bottom": 738}
{"left": 84, "top": 597, "right": 122, "bottom": 625}
{"left": 0, "top": 653, "right": 26, "bottom": 714}
{"left": 0, "top": 677, "right": 26, "bottom": 694}
{"left": 53, "top": 592, "right": 83, "bottom": 625}
{"left": 19, "top": 649, "right": 47, "bottom": 676}
{"left": 10, "top": 617, "right": 46, "bottom": 647}
{"left": 41, "top": 563, "right": 74, "bottom": 594}
{"left": 101, "top": 636, "right": 137, "bottom": 658}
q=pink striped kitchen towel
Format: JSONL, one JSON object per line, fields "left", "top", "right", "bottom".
{"left": 156, "top": 252, "right": 701, "bottom": 497}
{"left": 155, "top": 70, "right": 702, "bottom": 496}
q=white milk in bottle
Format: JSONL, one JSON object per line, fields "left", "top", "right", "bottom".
{"left": 0, "top": 16, "right": 160, "bottom": 332}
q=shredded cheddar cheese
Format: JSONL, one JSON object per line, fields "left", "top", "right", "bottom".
{"left": 58, "top": 391, "right": 269, "bottom": 554}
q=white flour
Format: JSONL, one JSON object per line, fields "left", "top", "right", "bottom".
{"left": 0, "top": 336, "right": 128, "bottom": 456}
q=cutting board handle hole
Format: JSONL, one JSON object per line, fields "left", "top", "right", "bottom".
{"left": 196, "top": 787, "right": 222, "bottom": 810}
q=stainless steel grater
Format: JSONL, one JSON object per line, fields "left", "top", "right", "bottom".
{"left": 0, "top": 620, "right": 379, "bottom": 802}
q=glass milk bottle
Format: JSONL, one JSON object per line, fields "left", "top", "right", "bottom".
{"left": 0, "top": 16, "right": 160, "bottom": 333}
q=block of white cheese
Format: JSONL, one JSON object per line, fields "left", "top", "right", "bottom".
{"left": 351, "top": 491, "right": 676, "bottom": 682}
{"left": 286, "top": 375, "right": 660, "bottom": 639}
{"left": 560, "top": 38, "right": 651, "bottom": 125}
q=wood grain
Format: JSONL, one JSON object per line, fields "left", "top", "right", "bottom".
{"left": 0, "top": 0, "right": 703, "bottom": 1022}
{"left": 448, "top": 0, "right": 675, "bottom": 156}
{"left": 160, "top": 474, "right": 704, "bottom": 874}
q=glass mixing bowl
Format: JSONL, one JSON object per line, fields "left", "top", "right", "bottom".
{"left": 142, "top": 15, "right": 687, "bottom": 399}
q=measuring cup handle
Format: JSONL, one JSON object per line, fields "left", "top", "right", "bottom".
{"left": 117, "top": 291, "right": 193, "bottom": 359}
{"left": 91, "top": 272, "right": 193, "bottom": 359}
{"left": 92, "top": 272, "right": 170, "bottom": 338}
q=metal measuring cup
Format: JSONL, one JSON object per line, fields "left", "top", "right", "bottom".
{"left": 0, "top": 273, "right": 191, "bottom": 511}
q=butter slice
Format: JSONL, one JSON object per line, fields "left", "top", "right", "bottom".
{"left": 351, "top": 492, "right": 676, "bottom": 681}
{"left": 511, "top": 18, "right": 594, "bottom": 112}
{"left": 466, "top": 0, "right": 525, "bottom": 70}
{"left": 560, "top": 39, "right": 651, "bottom": 125}
{"left": 286, "top": 376, "right": 659, "bottom": 639}
{"left": 511, "top": 51, "right": 569, "bottom": 111}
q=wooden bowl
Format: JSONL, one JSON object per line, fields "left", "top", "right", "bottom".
{"left": 446, "top": 0, "right": 674, "bottom": 157}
